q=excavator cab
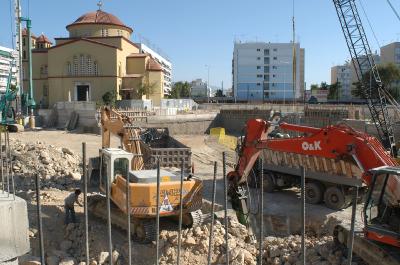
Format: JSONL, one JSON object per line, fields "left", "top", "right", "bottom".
{"left": 364, "top": 166, "right": 400, "bottom": 247}
{"left": 99, "top": 148, "right": 133, "bottom": 192}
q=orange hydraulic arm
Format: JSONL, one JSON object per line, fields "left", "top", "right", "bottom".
{"left": 100, "top": 107, "right": 144, "bottom": 170}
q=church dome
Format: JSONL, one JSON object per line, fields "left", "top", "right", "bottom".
{"left": 66, "top": 10, "right": 133, "bottom": 33}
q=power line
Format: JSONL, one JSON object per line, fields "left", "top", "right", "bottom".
{"left": 386, "top": 0, "right": 400, "bottom": 23}
{"left": 358, "top": 0, "right": 381, "bottom": 48}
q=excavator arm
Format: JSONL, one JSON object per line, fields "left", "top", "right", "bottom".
{"left": 100, "top": 107, "right": 144, "bottom": 170}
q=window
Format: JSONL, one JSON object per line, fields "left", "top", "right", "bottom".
{"left": 272, "top": 83, "right": 276, "bottom": 87}
{"left": 257, "top": 83, "right": 261, "bottom": 86}
{"left": 263, "top": 83, "right": 269, "bottom": 90}
{"left": 40, "top": 67, "right": 44, "bottom": 74}
{"left": 264, "top": 75, "right": 269, "bottom": 81}
{"left": 43, "top": 85, "right": 48, "bottom": 97}
{"left": 114, "top": 158, "right": 129, "bottom": 178}
{"left": 257, "top": 57, "right": 261, "bottom": 60}
{"left": 272, "top": 66, "right": 277, "bottom": 70}
{"left": 256, "top": 66, "right": 261, "bottom": 69}
{"left": 67, "top": 62, "right": 72, "bottom": 75}
{"left": 273, "top": 57, "right": 277, "bottom": 60}
{"left": 80, "top": 54, "right": 85, "bottom": 75}
{"left": 273, "top": 48, "right": 277, "bottom": 52}
{"left": 87, "top": 56, "right": 92, "bottom": 75}
{"left": 256, "top": 48, "right": 260, "bottom": 51}
{"left": 23, "top": 50, "right": 26, "bottom": 59}
{"left": 94, "top": 61, "right": 98, "bottom": 75}
{"left": 264, "top": 66, "right": 269, "bottom": 73}
{"left": 264, "top": 49, "right": 269, "bottom": 56}
{"left": 73, "top": 56, "right": 78, "bottom": 76}
{"left": 117, "top": 30, "right": 122, "bottom": 36}
{"left": 273, "top": 74, "right": 276, "bottom": 78}
{"left": 23, "top": 38, "right": 26, "bottom": 46}
{"left": 264, "top": 57, "right": 269, "bottom": 64}
{"left": 44, "top": 65, "right": 48, "bottom": 75}
{"left": 257, "top": 74, "right": 262, "bottom": 78}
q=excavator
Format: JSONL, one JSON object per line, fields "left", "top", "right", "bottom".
{"left": 227, "top": 0, "right": 400, "bottom": 259}
{"left": 88, "top": 107, "right": 203, "bottom": 242}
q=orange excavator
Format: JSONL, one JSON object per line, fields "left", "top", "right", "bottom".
{"left": 228, "top": 119, "right": 400, "bottom": 249}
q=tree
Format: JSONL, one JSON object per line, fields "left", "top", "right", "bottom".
{"left": 310, "top": 84, "right": 319, "bottom": 91}
{"left": 352, "top": 63, "right": 400, "bottom": 99}
{"left": 215, "top": 89, "right": 224, "bottom": 97}
{"left": 328, "top": 82, "right": 341, "bottom": 100}
{"left": 137, "top": 77, "right": 157, "bottom": 99}
{"left": 320, "top": 82, "right": 329, "bottom": 90}
{"left": 102, "top": 91, "right": 117, "bottom": 106}
{"left": 169, "top": 81, "right": 191, "bottom": 99}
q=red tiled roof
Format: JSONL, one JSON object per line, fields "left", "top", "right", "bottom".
{"left": 36, "top": 34, "right": 53, "bottom": 44}
{"left": 66, "top": 10, "right": 133, "bottom": 33}
{"left": 22, "top": 28, "right": 37, "bottom": 39}
{"left": 146, "top": 57, "right": 162, "bottom": 71}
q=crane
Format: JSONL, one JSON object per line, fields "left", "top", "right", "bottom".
{"left": 333, "top": 0, "right": 397, "bottom": 156}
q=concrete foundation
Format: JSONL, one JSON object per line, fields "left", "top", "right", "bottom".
{"left": 0, "top": 192, "right": 30, "bottom": 265}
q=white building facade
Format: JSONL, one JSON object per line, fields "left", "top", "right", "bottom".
{"left": 232, "top": 42, "right": 304, "bottom": 101}
{"left": 190, "top": 78, "right": 210, "bottom": 98}
{"left": 137, "top": 43, "right": 172, "bottom": 96}
{"left": 0, "top": 46, "right": 18, "bottom": 94}
{"left": 331, "top": 63, "right": 352, "bottom": 100}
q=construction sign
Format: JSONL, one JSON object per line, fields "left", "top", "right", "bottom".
{"left": 159, "top": 192, "right": 173, "bottom": 213}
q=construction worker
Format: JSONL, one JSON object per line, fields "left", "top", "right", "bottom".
{"left": 64, "top": 189, "right": 83, "bottom": 224}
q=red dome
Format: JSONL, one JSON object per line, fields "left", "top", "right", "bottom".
{"left": 66, "top": 10, "right": 132, "bottom": 32}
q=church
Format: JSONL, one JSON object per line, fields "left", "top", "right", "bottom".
{"left": 22, "top": 7, "right": 164, "bottom": 108}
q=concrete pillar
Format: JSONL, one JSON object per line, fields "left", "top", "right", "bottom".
{"left": 0, "top": 192, "right": 30, "bottom": 264}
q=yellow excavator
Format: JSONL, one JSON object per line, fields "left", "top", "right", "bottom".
{"left": 88, "top": 107, "right": 203, "bottom": 242}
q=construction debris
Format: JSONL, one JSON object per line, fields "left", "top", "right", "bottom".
{"left": 10, "top": 139, "right": 82, "bottom": 190}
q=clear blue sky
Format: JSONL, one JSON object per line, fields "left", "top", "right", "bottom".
{"left": 1, "top": 0, "right": 400, "bottom": 89}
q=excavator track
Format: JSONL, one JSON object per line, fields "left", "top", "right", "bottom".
{"left": 88, "top": 194, "right": 204, "bottom": 243}
{"left": 334, "top": 225, "right": 400, "bottom": 265}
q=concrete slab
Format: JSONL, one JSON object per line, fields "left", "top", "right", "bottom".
{"left": 0, "top": 192, "right": 30, "bottom": 263}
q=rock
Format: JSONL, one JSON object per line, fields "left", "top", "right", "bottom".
{"left": 112, "top": 250, "right": 119, "bottom": 263}
{"left": 60, "top": 240, "right": 73, "bottom": 252}
{"left": 68, "top": 172, "right": 81, "bottom": 181}
{"left": 98, "top": 252, "right": 109, "bottom": 265}
{"left": 62, "top": 147, "right": 74, "bottom": 155}
{"left": 20, "top": 261, "right": 41, "bottom": 265}
{"left": 184, "top": 236, "right": 196, "bottom": 246}
{"left": 46, "top": 256, "right": 60, "bottom": 265}
{"left": 59, "top": 257, "right": 76, "bottom": 265}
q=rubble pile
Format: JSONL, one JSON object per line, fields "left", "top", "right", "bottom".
{"left": 159, "top": 218, "right": 356, "bottom": 265}
{"left": 10, "top": 139, "right": 82, "bottom": 190}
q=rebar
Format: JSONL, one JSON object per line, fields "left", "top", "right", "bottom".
{"left": 207, "top": 161, "right": 217, "bottom": 265}
{"left": 126, "top": 156, "right": 132, "bottom": 265}
{"left": 11, "top": 161, "right": 15, "bottom": 200}
{"left": 177, "top": 160, "right": 184, "bottom": 265}
{"left": 222, "top": 152, "right": 229, "bottom": 265}
{"left": 300, "top": 167, "right": 306, "bottom": 265}
{"left": 347, "top": 187, "right": 358, "bottom": 265}
{"left": 6, "top": 131, "right": 9, "bottom": 195}
{"left": 82, "top": 143, "right": 89, "bottom": 265}
{"left": 258, "top": 158, "right": 264, "bottom": 265}
{"left": 1, "top": 131, "right": 4, "bottom": 193}
{"left": 105, "top": 155, "right": 113, "bottom": 265}
{"left": 155, "top": 159, "right": 161, "bottom": 265}
{"left": 35, "top": 174, "right": 45, "bottom": 264}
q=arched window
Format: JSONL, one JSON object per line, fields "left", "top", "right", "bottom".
{"left": 87, "top": 56, "right": 92, "bottom": 75}
{"left": 67, "top": 62, "right": 72, "bottom": 75}
{"left": 80, "top": 54, "right": 85, "bottom": 75}
{"left": 94, "top": 61, "right": 98, "bottom": 76}
{"left": 73, "top": 56, "right": 78, "bottom": 76}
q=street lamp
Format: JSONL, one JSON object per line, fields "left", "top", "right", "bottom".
{"left": 205, "top": 65, "right": 210, "bottom": 102}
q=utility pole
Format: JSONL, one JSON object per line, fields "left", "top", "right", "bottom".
{"left": 205, "top": 65, "right": 210, "bottom": 103}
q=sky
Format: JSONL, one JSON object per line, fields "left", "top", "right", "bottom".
{"left": 1, "top": 0, "right": 400, "bottom": 89}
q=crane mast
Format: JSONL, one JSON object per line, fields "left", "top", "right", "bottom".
{"left": 333, "top": 0, "right": 397, "bottom": 156}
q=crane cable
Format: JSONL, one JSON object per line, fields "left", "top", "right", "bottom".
{"left": 358, "top": 0, "right": 382, "bottom": 49}
{"left": 9, "top": 0, "right": 15, "bottom": 49}
{"left": 386, "top": 0, "right": 400, "bottom": 23}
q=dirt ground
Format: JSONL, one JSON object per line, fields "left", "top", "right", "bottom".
{"left": 12, "top": 129, "right": 364, "bottom": 264}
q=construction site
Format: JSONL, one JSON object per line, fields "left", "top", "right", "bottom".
{"left": 1, "top": 1, "right": 400, "bottom": 265}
